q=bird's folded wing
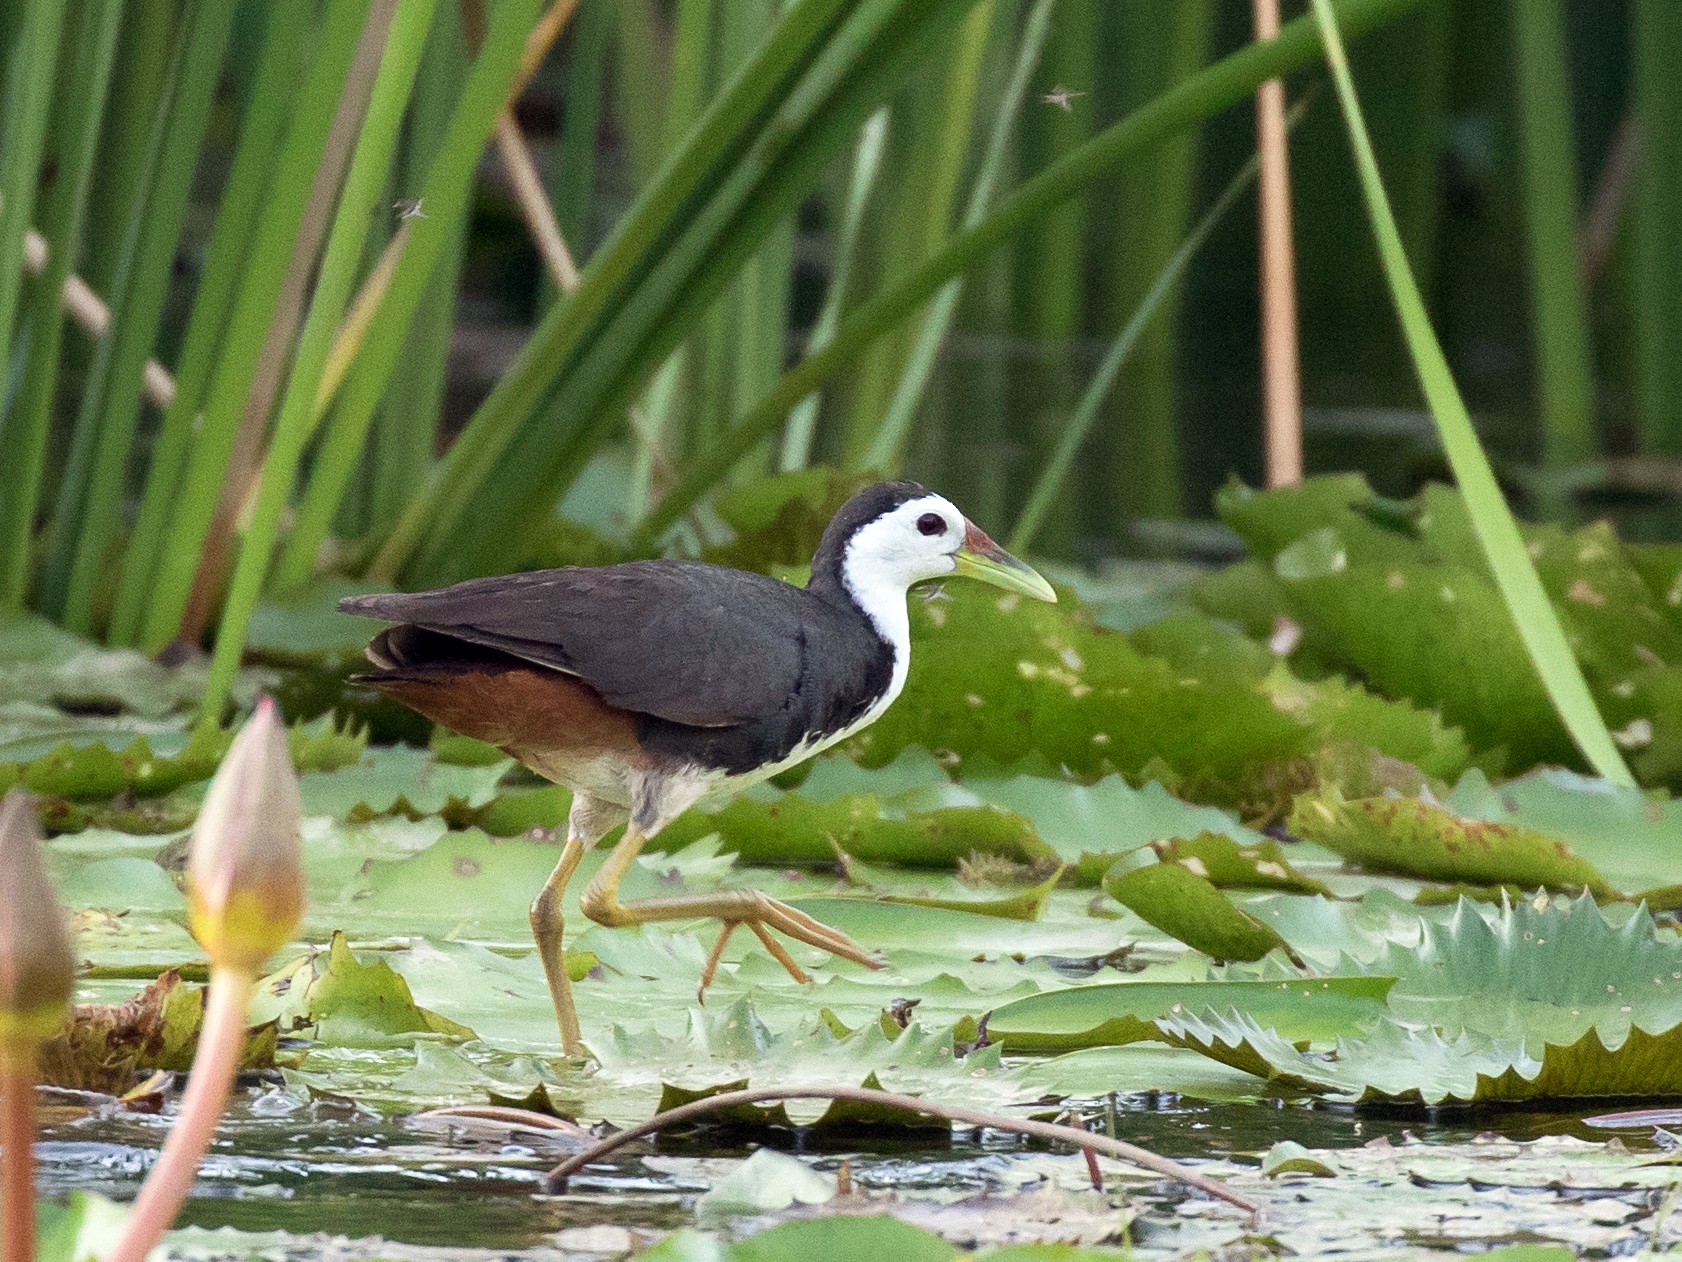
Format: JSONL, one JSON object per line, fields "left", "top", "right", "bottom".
{"left": 340, "top": 562, "right": 813, "bottom": 728}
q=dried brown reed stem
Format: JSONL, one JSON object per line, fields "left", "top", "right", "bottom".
{"left": 537, "top": 1084, "right": 1257, "bottom": 1214}
{"left": 9, "top": 215, "right": 176, "bottom": 411}
{"left": 1253, "top": 0, "right": 1303, "bottom": 489}
{"left": 495, "top": 114, "right": 582, "bottom": 290}
{"left": 1579, "top": 114, "right": 1638, "bottom": 286}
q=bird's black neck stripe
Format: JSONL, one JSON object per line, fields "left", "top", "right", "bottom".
{"left": 805, "top": 479, "right": 929, "bottom": 614}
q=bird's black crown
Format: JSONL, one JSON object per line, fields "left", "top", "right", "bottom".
{"left": 807, "top": 480, "right": 930, "bottom": 595}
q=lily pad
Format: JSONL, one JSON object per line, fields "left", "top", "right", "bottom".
{"left": 984, "top": 976, "right": 1394, "bottom": 1052}
{"left": 1164, "top": 1009, "right": 1682, "bottom": 1106}
{"left": 1288, "top": 791, "right": 1617, "bottom": 898}
{"left": 1101, "top": 850, "right": 1298, "bottom": 964}
{"left": 252, "top": 932, "right": 475, "bottom": 1047}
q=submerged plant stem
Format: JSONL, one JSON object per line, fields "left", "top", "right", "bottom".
{"left": 104, "top": 968, "right": 255, "bottom": 1262}
{"left": 537, "top": 1084, "right": 1256, "bottom": 1212}
{"left": 1, "top": 1061, "right": 34, "bottom": 1262}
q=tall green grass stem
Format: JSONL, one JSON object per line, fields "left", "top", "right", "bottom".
{"left": 0, "top": 0, "right": 122, "bottom": 609}
{"left": 1507, "top": 0, "right": 1596, "bottom": 466}
{"left": 41, "top": 0, "right": 241, "bottom": 633}
{"left": 131, "top": 0, "right": 374, "bottom": 651}
{"left": 109, "top": 2, "right": 314, "bottom": 646}
{"left": 842, "top": 0, "right": 995, "bottom": 466}
{"left": 277, "top": 0, "right": 548, "bottom": 592}
{"left": 860, "top": 0, "right": 1057, "bottom": 472}
{"left": 1009, "top": 122, "right": 1279, "bottom": 553}
{"left": 1308, "top": 0, "right": 1632, "bottom": 786}
{"left": 381, "top": 0, "right": 976, "bottom": 582}
{"left": 634, "top": 0, "right": 1428, "bottom": 546}
{"left": 0, "top": 0, "right": 67, "bottom": 373}
{"left": 200, "top": 0, "right": 431, "bottom": 727}
{"left": 1632, "top": 0, "right": 1682, "bottom": 456}
{"left": 780, "top": 107, "right": 889, "bottom": 471}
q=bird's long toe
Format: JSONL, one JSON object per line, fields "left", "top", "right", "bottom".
{"left": 756, "top": 896, "right": 884, "bottom": 970}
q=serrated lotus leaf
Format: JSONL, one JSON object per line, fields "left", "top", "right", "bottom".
{"left": 1263, "top": 669, "right": 1471, "bottom": 784}
{"left": 1163, "top": 1008, "right": 1682, "bottom": 1106}
{"left": 1289, "top": 791, "right": 1616, "bottom": 898}
{"left": 840, "top": 581, "right": 1311, "bottom": 796}
{"left": 985, "top": 976, "right": 1394, "bottom": 1052}
{"left": 911, "top": 772, "right": 1267, "bottom": 863}
{"left": 1126, "top": 611, "right": 1273, "bottom": 685}
{"left": 867, "top": 863, "right": 1064, "bottom": 921}
{"left": 297, "top": 743, "right": 513, "bottom": 818}
{"left": 1160, "top": 1009, "right": 1525, "bottom": 1103}
{"left": 694, "top": 1148, "right": 838, "bottom": 1223}
{"left": 1215, "top": 473, "right": 1384, "bottom": 562}
{"left": 1418, "top": 489, "right": 1682, "bottom": 679}
{"left": 0, "top": 613, "right": 207, "bottom": 716}
{"left": 1275, "top": 549, "right": 1572, "bottom": 768}
{"left": 1443, "top": 767, "right": 1682, "bottom": 893}
{"left": 1628, "top": 541, "right": 1682, "bottom": 634}
{"left": 34, "top": 970, "right": 276, "bottom": 1093}
{"left": 1354, "top": 894, "right": 1682, "bottom": 1045}
{"left": 651, "top": 792, "right": 1056, "bottom": 870}
{"left": 1151, "top": 832, "right": 1328, "bottom": 894}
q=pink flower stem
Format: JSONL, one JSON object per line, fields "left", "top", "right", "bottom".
{"left": 105, "top": 967, "right": 254, "bottom": 1262}
{"left": 2, "top": 1057, "right": 36, "bottom": 1262}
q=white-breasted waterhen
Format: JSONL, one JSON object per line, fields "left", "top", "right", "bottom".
{"left": 340, "top": 481, "right": 1055, "bottom": 1055}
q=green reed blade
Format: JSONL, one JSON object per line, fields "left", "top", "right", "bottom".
{"left": 107, "top": 1, "right": 313, "bottom": 646}
{"left": 634, "top": 0, "right": 1428, "bottom": 546}
{"left": 1103, "top": 0, "right": 1214, "bottom": 524}
{"left": 367, "top": 0, "right": 871, "bottom": 579}
{"left": 275, "top": 0, "right": 547, "bottom": 592}
{"left": 199, "top": 0, "right": 437, "bottom": 725}
{"left": 39, "top": 0, "right": 240, "bottom": 633}
{"left": 1309, "top": 0, "right": 1631, "bottom": 785}
{"left": 129, "top": 0, "right": 374, "bottom": 651}
{"left": 0, "top": 0, "right": 67, "bottom": 364}
{"left": 1632, "top": 0, "right": 1682, "bottom": 456}
{"left": 401, "top": 0, "right": 981, "bottom": 583}
{"left": 860, "top": 0, "right": 1056, "bottom": 474}
{"left": 1508, "top": 0, "right": 1596, "bottom": 466}
{"left": 780, "top": 106, "right": 889, "bottom": 471}
{"left": 840, "top": 0, "right": 996, "bottom": 468}
{"left": 0, "top": 0, "right": 121, "bottom": 610}
{"left": 1009, "top": 108, "right": 1287, "bottom": 553}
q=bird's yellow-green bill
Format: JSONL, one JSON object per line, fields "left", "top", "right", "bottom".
{"left": 955, "top": 522, "right": 1056, "bottom": 602}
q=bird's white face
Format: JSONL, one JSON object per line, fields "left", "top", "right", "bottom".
{"left": 843, "top": 494, "right": 968, "bottom": 592}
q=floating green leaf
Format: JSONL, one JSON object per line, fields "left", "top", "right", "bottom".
{"left": 253, "top": 931, "right": 474, "bottom": 1047}
{"left": 1102, "top": 850, "right": 1297, "bottom": 964}
{"left": 653, "top": 793, "right": 1056, "bottom": 870}
{"left": 1261, "top": 1140, "right": 1337, "bottom": 1178}
{"left": 985, "top": 976, "right": 1393, "bottom": 1053}
{"left": 1289, "top": 791, "right": 1616, "bottom": 898}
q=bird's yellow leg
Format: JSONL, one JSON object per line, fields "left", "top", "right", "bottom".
{"left": 578, "top": 827, "right": 883, "bottom": 985}
{"left": 529, "top": 832, "right": 586, "bottom": 1056}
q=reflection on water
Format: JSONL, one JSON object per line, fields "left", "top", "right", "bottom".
{"left": 33, "top": 1090, "right": 1674, "bottom": 1256}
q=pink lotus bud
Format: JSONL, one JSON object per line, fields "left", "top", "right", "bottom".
{"left": 187, "top": 698, "right": 305, "bottom": 974}
{"left": 0, "top": 790, "right": 74, "bottom": 1058}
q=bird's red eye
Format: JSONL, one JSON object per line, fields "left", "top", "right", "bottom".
{"left": 917, "top": 512, "right": 946, "bottom": 536}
